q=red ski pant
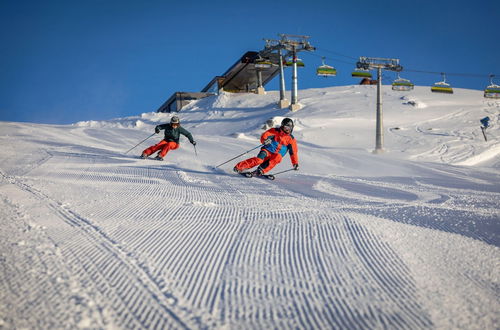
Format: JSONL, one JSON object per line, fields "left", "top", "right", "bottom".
{"left": 142, "top": 140, "right": 179, "bottom": 158}
{"left": 235, "top": 150, "right": 283, "bottom": 173}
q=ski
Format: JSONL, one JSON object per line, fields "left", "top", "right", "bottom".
{"left": 264, "top": 174, "right": 275, "bottom": 180}
{"left": 239, "top": 171, "right": 275, "bottom": 180}
{"left": 139, "top": 155, "right": 164, "bottom": 161}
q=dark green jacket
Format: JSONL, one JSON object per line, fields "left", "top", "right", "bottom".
{"left": 156, "top": 123, "right": 194, "bottom": 144}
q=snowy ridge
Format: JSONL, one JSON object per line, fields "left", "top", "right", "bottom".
{"left": 0, "top": 85, "right": 498, "bottom": 329}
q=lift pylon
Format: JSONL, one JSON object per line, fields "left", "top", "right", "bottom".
{"left": 357, "top": 57, "right": 403, "bottom": 154}
{"left": 264, "top": 34, "right": 315, "bottom": 111}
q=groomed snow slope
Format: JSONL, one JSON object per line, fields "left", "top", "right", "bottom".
{"left": 0, "top": 85, "right": 499, "bottom": 329}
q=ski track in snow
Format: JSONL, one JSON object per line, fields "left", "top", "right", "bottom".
{"left": 1, "top": 147, "right": 498, "bottom": 329}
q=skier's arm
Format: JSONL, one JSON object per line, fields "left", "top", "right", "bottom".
{"left": 288, "top": 138, "right": 299, "bottom": 165}
{"left": 180, "top": 127, "right": 195, "bottom": 144}
{"left": 260, "top": 129, "right": 275, "bottom": 144}
{"left": 155, "top": 123, "right": 169, "bottom": 133}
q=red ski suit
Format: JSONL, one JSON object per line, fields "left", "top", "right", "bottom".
{"left": 142, "top": 140, "right": 179, "bottom": 158}
{"left": 142, "top": 123, "right": 194, "bottom": 158}
{"left": 235, "top": 127, "right": 298, "bottom": 173}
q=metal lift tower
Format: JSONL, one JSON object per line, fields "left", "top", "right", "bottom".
{"left": 356, "top": 57, "right": 403, "bottom": 154}
{"left": 264, "top": 34, "right": 315, "bottom": 111}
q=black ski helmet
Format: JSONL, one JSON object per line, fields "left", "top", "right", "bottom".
{"left": 170, "top": 116, "right": 180, "bottom": 124}
{"left": 281, "top": 117, "right": 294, "bottom": 132}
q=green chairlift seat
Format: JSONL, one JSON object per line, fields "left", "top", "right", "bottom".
{"left": 317, "top": 65, "right": 337, "bottom": 76}
{"left": 484, "top": 75, "right": 500, "bottom": 99}
{"left": 316, "top": 57, "right": 337, "bottom": 77}
{"left": 254, "top": 59, "right": 273, "bottom": 69}
{"left": 352, "top": 69, "right": 372, "bottom": 78}
{"left": 285, "top": 58, "right": 305, "bottom": 67}
{"left": 484, "top": 85, "right": 500, "bottom": 98}
{"left": 392, "top": 75, "right": 414, "bottom": 91}
{"left": 431, "top": 73, "right": 453, "bottom": 94}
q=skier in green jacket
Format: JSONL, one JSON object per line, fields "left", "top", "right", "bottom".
{"left": 141, "top": 116, "right": 196, "bottom": 161}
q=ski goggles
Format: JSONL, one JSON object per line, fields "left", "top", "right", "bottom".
{"left": 282, "top": 124, "right": 292, "bottom": 133}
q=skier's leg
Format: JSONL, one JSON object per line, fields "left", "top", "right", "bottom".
{"left": 142, "top": 140, "right": 168, "bottom": 157}
{"left": 235, "top": 150, "right": 268, "bottom": 171}
{"left": 235, "top": 157, "right": 264, "bottom": 171}
{"left": 259, "top": 153, "right": 282, "bottom": 173}
{"left": 158, "top": 142, "right": 179, "bottom": 158}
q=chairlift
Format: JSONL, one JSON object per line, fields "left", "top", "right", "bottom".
{"left": 352, "top": 60, "right": 372, "bottom": 78}
{"left": 254, "top": 58, "right": 273, "bottom": 69}
{"left": 316, "top": 57, "right": 337, "bottom": 77}
{"left": 352, "top": 68, "right": 372, "bottom": 79}
{"left": 431, "top": 73, "right": 453, "bottom": 94}
{"left": 484, "top": 75, "right": 500, "bottom": 99}
{"left": 392, "top": 73, "right": 414, "bottom": 91}
{"left": 285, "top": 58, "right": 305, "bottom": 67}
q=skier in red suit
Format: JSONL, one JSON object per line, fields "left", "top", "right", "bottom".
{"left": 141, "top": 116, "right": 196, "bottom": 161}
{"left": 234, "top": 118, "right": 299, "bottom": 175}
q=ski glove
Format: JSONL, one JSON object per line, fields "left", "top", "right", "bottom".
{"left": 191, "top": 141, "right": 197, "bottom": 146}
{"left": 155, "top": 126, "right": 161, "bottom": 134}
{"left": 263, "top": 137, "right": 273, "bottom": 145}
{"left": 293, "top": 164, "right": 299, "bottom": 171}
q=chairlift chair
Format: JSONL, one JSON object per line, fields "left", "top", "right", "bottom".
{"left": 431, "top": 73, "right": 453, "bottom": 94}
{"left": 316, "top": 57, "right": 337, "bottom": 77}
{"left": 352, "top": 68, "right": 372, "bottom": 79}
{"left": 254, "top": 58, "right": 273, "bottom": 69}
{"left": 484, "top": 85, "right": 500, "bottom": 98}
{"left": 392, "top": 74, "right": 414, "bottom": 91}
{"left": 484, "top": 75, "right": 500, "bottom": 99}
{"left": 352, "top": 60, "right": 372, "bottom": 78}
{"left": 285, "top": 58, "right": 305, "bottom": 67}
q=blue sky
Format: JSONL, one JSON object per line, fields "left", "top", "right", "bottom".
{"left": 1, "top": 0, "right": 498, "bottom": 124}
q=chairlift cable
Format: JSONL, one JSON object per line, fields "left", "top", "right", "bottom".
{"left": 299, "top": 45, "right": 499, "bottom": 93}
{"left": 315, "top": 47, "right": 358, "bottom": 60}
{"left": 304, "top": 52, "right": 354, "bottom": 66}
{"left": 404, "top": 69, "right": 498, "bottom": 78}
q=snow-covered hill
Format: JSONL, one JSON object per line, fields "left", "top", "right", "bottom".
{"left": 1, "top": 85, "right": 499, "bottom": 329}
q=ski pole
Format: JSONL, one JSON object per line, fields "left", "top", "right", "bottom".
{"left": 215, "top": 144, "right": 263, "bottom": 168}
{"left": 124, "top": 133, "right": 156, "bottom": 155}
{"left": 193, "top": 144, "right": 198, "bottom": 156}
{"left": 270, "top": 168, "right": 297, "bottom": 176}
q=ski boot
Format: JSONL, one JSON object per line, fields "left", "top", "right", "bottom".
{"left": 251, "top": 167, "right": 264, "bottom": 177}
